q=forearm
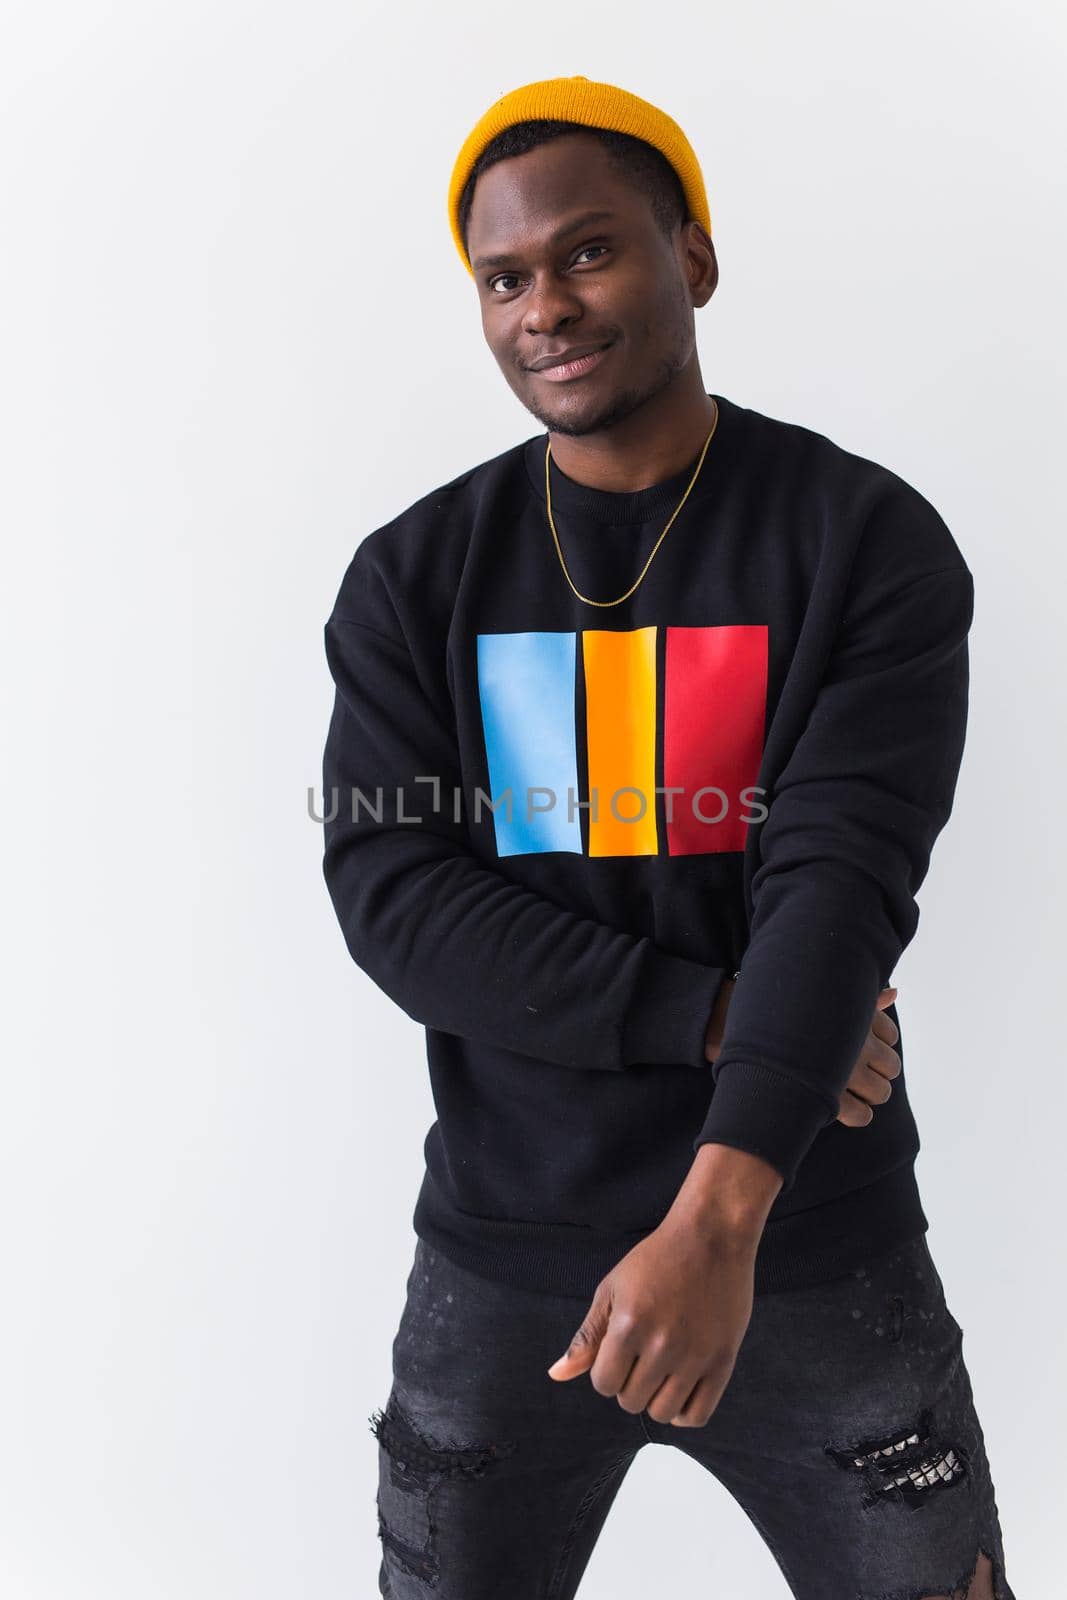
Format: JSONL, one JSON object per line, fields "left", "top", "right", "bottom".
{"left": 693, "top": 564, "right": 973, "bottom": 1192}
{"left": 665, "top": 1143, "right": 784, "bottom": 1245}
{"left": 325, "top": 820, "right": 729, "bottom": 1071}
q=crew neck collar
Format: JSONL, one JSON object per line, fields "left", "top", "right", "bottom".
{"left": 522, "top": 393, "right": 741, "bottom": 525}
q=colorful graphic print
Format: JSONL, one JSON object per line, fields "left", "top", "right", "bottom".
{"left": 476, "top": 625, "right": 769, "bottom": 858}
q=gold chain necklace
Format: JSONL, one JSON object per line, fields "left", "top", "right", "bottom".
{"left": 543, "top": 398, "right": 719, "bottom": 608}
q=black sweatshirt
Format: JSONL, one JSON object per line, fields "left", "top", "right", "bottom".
{"left": 320, "top": 393, "right": 973, "bottom": 1297}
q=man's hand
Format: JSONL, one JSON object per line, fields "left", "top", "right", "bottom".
{"left": 549, "top": 986, "right": 904, "bottom": 1429}
{"left": 546, "top": 1146, "right": 781, "bottom": 1429}
{"left": 836, "top": 986, "right": 900, "bottom": 1126}
{"left": 704, "top": 977, "right": 902, "bottom": 1128}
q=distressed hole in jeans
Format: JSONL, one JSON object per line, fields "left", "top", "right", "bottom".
{"left": 825, "top": 1406, "right": 970, "bottom": 1511}
{"left": 369, "top": 1395, "right": 518, "bottom": 1586}
{"left": 870, "top": 1546, "right": 1006, "bottom": 1600}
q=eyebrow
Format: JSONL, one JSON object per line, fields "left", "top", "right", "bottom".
{"left": 471, "top": 209, "right": 618, "bottom": 272}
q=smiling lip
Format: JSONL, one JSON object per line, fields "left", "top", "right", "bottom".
{"left": 530, "top": 343, "right": 614, "bottom": 382}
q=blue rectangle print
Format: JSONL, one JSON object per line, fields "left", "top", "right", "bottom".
{"left": 476, "top": 631, "right": 583, "bottom": 857}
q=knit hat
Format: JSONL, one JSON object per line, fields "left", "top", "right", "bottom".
{"left": 447, "top": 75, "right": 711, "bottom": 276}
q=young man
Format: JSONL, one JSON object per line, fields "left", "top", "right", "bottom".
{"left": 321, "top": 75, "right": 1014, "bottom": 1600}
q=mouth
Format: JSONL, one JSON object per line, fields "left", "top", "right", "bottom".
{"left": 529, "top": 342, "right": 614, "bottom": 384}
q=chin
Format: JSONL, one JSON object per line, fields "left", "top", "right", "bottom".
{"left": 517, "top": 383, "right": 623, "bottom": 438}
{"left": 536, "top": 408, "right": 602, "bottom": 438}
{"left": 555, "top": 386, "right": 649, "bottom": 437}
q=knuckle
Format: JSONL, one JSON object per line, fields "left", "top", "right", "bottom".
{"left": 713, "top": 1349, "right": 736, "bottom": 1379}
{"left": 611, "top": 1309, "right": 637, "bottom": 1338}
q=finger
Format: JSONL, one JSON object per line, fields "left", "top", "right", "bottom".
{"left": 870, "top": 1010, "right": 899, "bottom": 1048}
{"left": 612, "top": 1345, "right": 673, "bottom": 1414}
{"left": 587, "top": 1330, "right": 642, "bottom": 1399}
{"left": 864, "top": 1036, "right": 901, "bottom": 1079}
{"left": 547, "top": 1342, "right": 598, "bottom": 1379}
{"left": 668, "top": 1373, "right": 727, "bottom": 1429}
{"left": 875, "top": 987, "right": 898, "bottom": 1011}
{"left": 645, "top": 1369, "right": 704, "bottom": 1427}
{"left": 836, "top": 1089, "right": 875, "bottom": 1127}
{"left": 547, "top": 1303, "right": 610, "bottom": 1380}
{"left": 844, "top": 1063, "right": 894, "bottom": 1108}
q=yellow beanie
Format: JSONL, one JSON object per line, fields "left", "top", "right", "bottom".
{"left": 447, "top": 75, "right": 711, "bottom": 276}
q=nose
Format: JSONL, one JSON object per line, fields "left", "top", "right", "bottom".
{"left": 521, "top": 276, "right": 585, "bottom": 339}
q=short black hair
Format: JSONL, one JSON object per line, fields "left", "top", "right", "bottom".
{"left": 458, "top": 120, "right": 689, "bottom": 262}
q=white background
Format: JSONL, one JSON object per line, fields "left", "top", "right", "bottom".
{"left": 2, "top": 1, "right": 1063, "bottom": 1594}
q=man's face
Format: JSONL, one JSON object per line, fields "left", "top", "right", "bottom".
{"left": 465, "top": 133, "right": 716, "bottom": 438}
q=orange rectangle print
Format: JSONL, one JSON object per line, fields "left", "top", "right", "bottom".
{"left": 582, "top": 626, "right": 659, "bottom": 857}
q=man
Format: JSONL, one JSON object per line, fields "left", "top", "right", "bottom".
{"left": 321, "top": 75, "right": 1014, "bottom": 1600}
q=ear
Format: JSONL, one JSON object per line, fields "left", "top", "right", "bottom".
{"left": 682, "top": 220, "right": 717, "bottom": 307}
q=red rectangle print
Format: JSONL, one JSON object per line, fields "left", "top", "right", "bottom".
{"left": 663, "top": 625, "right": 768, "bottom": 855}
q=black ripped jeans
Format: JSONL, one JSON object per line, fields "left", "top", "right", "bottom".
{"left": 371, "top": 1232, "right": 1015, "bottom": 1600}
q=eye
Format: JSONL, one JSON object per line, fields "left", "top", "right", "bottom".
{"left": 487, "top": 244, "right": 610, "bottom": 295}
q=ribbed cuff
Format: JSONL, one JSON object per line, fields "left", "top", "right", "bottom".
{"left": 620, "top": 950, "right": 727, "bottom": 1068}
{"left": 693, "top": 1060, "right": 837, "bottom": 1192}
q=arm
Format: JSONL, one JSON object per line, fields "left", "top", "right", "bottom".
{"left": 692, "top": 546, "right": 974, "bottom": 1193}
{"left": 548, "top": 535, "right": 974, "bottom": 1427}
{"left": 322, "top": 602, "right": 728, "bottom": 1072}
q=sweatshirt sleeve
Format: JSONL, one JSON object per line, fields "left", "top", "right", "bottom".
{"left": 322, "top": 593, "right": 727, "bottom": 1073}
{"left": 693, "top": 544, "right": 974, "bottom": 1191}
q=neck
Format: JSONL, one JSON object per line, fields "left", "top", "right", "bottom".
{"left": 545, "top": 365, "right": 717, "bottom": 494}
